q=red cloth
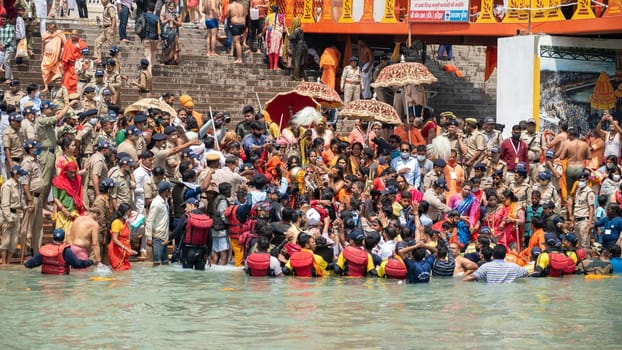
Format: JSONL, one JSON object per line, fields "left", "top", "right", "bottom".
{"left": 52, "top": 161, "right": 84, "bottom": 215}
{"left": 485, "top": 46, "right": 497, "bottom": 82}
{"left": 61, "top": 39, "right": 86, "bottom": 94}
{"left": 108, "top": 221, "right": 132, "bottom": 271}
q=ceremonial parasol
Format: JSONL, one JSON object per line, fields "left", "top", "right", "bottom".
{"left": 371, "top": 60, "right": 437, "bottom": 143}
{"left": 591, "top": 72, "right": 616, "bottom": 110}
{"left": 264, "top": 91, "right": 320, "bottom": 129}
{"left": 125, "top": 98, "right": 178, "bottom": 117}
{"left": 339, "top": 99, "right": 402, "bottom": 125}
{"left": 371, "top": 61, "right": 438, "bottom": 88}
{"left": 294, "top": 82, "right": 344, "bottom": 108}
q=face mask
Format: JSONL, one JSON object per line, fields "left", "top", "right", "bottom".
{"left": 448, "top": 159, "right": 457, "bottom": 166}
{"left": 472, "top": 186, "right": 479, "bottom": 192}
{"left": 607, "top": 163, "right": 615, "bottom": 169}
{"left": 401, "top": 151, "right": 410, "bottom": 159}
{"left": 89, "top": 118, "right": 98, "bottom": 126}
{"left": 512, "top": 134, "right": 521, "bottom": 141}
{"left": 416, "top": 155, "right": 426, "bottom": 162}
{"left": 34, "top": 149, "right": 42, "bottom": 156}
{"left": 613, "top": 175, "right": 620, "bottom": 181}
{"left": 577, "top": 180, "right": 587, "bottom": 188}
{"left": 123, "top": 214, "right": 128, "bottom": 220}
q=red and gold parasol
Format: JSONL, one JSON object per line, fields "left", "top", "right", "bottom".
{"left": 339, "top": 99, "right": 401, "bottom": 125}
{"left": 371, "top": 62, "right": 438, "bottom": 88}
{"left": 264, "top": 91, "right": 320, "bottom": 129}
{"left": 294, "top": 82, "right": 344, "bottom": 108}
{"left": 591, "top": 71, "right": 616, "bottom": 110}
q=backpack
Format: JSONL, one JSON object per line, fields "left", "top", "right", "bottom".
{"left": 224, "top": 204, "right": 242, "bottom": 239}
{"left": 135, "top": 13, "right": 147, "bottom": 40}
{"left": 238, "top": 219, "right": 257, "bottom": 257}
{"left": 184, "top": 213, "right": 213, "bottom": 246}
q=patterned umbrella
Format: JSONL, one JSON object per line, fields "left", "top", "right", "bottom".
{"left": 339, "top": 99, "right": 401, "bottom": 125}
{"left": 125, "top": 98, "right": 178, "bottom": 117}
{"left": 591, "top": 72, "right": 616, "bottom": 110}
{"left": 371, "top": 62, "right": 438, "bottom": 88}
{"left": 264, "top": 91, "right": 320, "bottom": 129}
{"left": 294, "top": 82, "right": 344, "bottom": 108}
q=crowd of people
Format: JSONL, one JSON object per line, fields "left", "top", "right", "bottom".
{"left": 1, "top": 2, "right": 622, "bottom": 284}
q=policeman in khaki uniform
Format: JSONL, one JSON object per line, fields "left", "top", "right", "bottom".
{"left": 21, "top": 105, "right": 37, "bottom": 140}
{"left": 1, "top": 165, "right": 27, "bottom": 264}
{"left": 510, "top": 162, "right": 531, "bottom": 208}
{"left": 568, "top": 170, "right": 595, "bottom": 249}
{"left": 96, "top": 112, "right": 117, "bottom": 145}
{"left": 75, "top": 48, "right": 94, "bottom": 93}
{"left": 20, "top": 140, "right": 44, "bottom": 253}
{"left": 83, "top": 140, "right": 111, "bottom": 208}
{"left": 109, "top": 156, "right": 136, "bottom": 211}
{"left": 92, "top": 177, "right": 117, "bottom": 264}
{"left": 521, "top": 118, "right": 545, "bottom": 183}
{"left": 460, "top": 118, "right": 486, "bottom": 179}
{"left": 4, "top": 80, "right": 25, "bottom": 108}
{"left": 3, "top": 112, "right": 26, "bottom": 169}
{"left": 94, "top": 0, "right": 117, "bottom": 61}
{"left": 75, "top": 109, "right": 99, "bottom": 168}
{"left": 341, "top": 56, "right": 362, "bottom": 105}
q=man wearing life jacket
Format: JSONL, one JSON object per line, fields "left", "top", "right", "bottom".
{"left": 245, "top": 236, "right": 283, "bottom": 277}
{"left": 560, "top": 233, "right": 583, "bottom": 264}
{"left": 377, "top": 246, "right": 408, "bottom": 279}
{"left": 24, "top": 228, "right": 94, "bottom": 274}
{"left": 283, "top": 233, "right": 327, "bottom": 277}
{"left": 531, "top": 233, "right": 576, "bottom": 277}
{"left": 334, "top": 230, "right": 377, "bottom": 277}
{"left": 172, "top": 198, "right": 213, "bottom": 270}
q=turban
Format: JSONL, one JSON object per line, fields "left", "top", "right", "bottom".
{"left": 179, "top": 95, "right": 194, "bottom": 108}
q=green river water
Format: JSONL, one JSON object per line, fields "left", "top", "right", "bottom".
{"left": 1, "top": 264, "right": 621, "bottom": 349}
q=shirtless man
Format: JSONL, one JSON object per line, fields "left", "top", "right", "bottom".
{"left": 358, "top": 40, "right": 374, "bottom": 99}
{"left": 67, "top": 208, "right": 102, "bottom": 264}
{"left": 450, "top": 243, "right": 478, "bottom": 276}
{"left": 203, "top": 0, "right": 220, "bottom": 57}
{"left": 559, "top": 127, "right": 590, "bottom": 196}
{"left": 547, "top": 121, "right": 568, "bottom": 156}
{"left": 227, "top": 0, "right": 246, "bottom": 63}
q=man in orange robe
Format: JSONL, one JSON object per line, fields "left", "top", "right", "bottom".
{"left": 41, "top": 22, "right": 66, "bottom": 93}
{"left": 61, "top": 29, "right": 86, "bottom": 94}
{"left": 320, "top": 46, "right": 340, "bottom": 90}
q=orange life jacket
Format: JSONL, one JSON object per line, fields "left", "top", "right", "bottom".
{"left": 384, "top": 257, "right": 407, "bottom": 279}
{"left": 184, "top": 213, "right": 213, "bottom": 246}
{"left": 342, "top": 246, "right": 368, "bottom": 277}
{"left": 289, "top": 250, "right": 315, "bottom": 277}
{"left": 549, "top": 252, "right": 576, "bottom": 277}
{"left": 224, "top": 204, "right": 242, "bottom": 239}
{"left": 246, "top": 252, "right": 272, "bottom": 277}
{"left": 505, "top": 251, "right": 527, "bottom": 267}
{"left": 40, "top": 243, "right": 69, "bottom": 275}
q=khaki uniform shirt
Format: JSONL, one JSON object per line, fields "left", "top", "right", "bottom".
{"left": 51, "top": 86, "right": 69, "bottom": 108}
{"left": 21, "top": 118, "right": 36, "bottom": 140}
{"left": 573, "top": 186, "right": 595, "bottom": 219}
{"left": 102, "top": 4, "right": 116, "bottom": 27}
{"left": 464, "top": 130, "right": 486, "bottom": 162}
{"left": 483, "top": 129, "right": 503, "bottom": 149}
{"left": 88, "top": 152, "right": 108, "bottom": 188}
{"left": 35, "top": 115, "right": 59, "bottom": 148}
{"left": 3, "top": 126, "right": 25, "bottom": 160}
{"left": 93, "top": 194, "right": 112, "bottom": 241}
{"left": 521, "top": 131, "right": 544, "bottom": 163}
{"left": 109, "top": 166, "right": 133, "bottom": 206}
{"left": 96, "top": 131, "right": 115, "bottom": 146}
{"left": 340, "top": 65, "right": 361, "bottom": 90}
{"left": 5, "top": 90, "right": 25, "bottom": 108}
{"left": 76, "top": 58, "right": 94, "bottom": 82}
{"left": 1, "top": 178, "right": 24, "bottom": 223}
{"left": 20, "top": 154, "right": 44, "bottom": 194}
{"left": 422, "top": 171, "right": 439, "bottom": 192}
{"left": 511, "top": 178, "right": 531, "bottom": 207}
{"left": 117, "top": 139, "right": 138, "bottom": 161}
{"left": 76, "top": 123, "right": 97, "bottom": 156}
{"left": 143, "top": 175, "right": 159, "bottom": 207}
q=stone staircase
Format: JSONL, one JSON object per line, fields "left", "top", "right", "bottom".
{"left": 15, "top": 18, "right": 299, "bottom": 115}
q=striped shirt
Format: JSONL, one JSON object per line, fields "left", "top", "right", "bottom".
{"left": 472, "top": 259, "right": 528, "bottom": 283}
{"left": 432, "top": 253, "right": 455, "bottom": 277}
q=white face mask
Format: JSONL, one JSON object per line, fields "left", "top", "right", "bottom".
{"left": 577, "top": 180, "right": 587, "bottom": 188}
{"left": 416, "top": 155, "right": 426, "bottom": 162}
{"left": 123, "top": 214, "right": 129, "bottom": 220}
{"left": 613, "top": 175, "right": 620, "bottom": 182}
{"left": 401, "top": 151, "right": 410, "bottom": 159}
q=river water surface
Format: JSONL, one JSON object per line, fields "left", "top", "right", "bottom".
{"left": 1, "top": 264, "right": 621, "bottom": 349}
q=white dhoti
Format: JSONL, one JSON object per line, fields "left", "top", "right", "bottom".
{"left": 360, "top": 61, "right": 373, "bottom": 99}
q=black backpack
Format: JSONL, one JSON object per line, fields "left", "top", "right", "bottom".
{"left": 135, "top": 13, "right": 147, "bottom": 40}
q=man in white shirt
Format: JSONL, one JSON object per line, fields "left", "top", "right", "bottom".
{"left": 391, "top": 142, "right": 420, "bottom": 188}
{"left": 146, "top": 181, "right": 172, "bottom": 267}
{"left": 133, "top": 150, "right": 154, "bottom": 214}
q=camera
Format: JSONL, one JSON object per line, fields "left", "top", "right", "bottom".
{"left": 223, "top": 112, "right": 231, "bottom": 124}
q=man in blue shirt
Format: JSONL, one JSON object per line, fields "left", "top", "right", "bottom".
{"left": 390, "top": 142, "right": 420, "bottom": 189}
{"left": 594, "top": 203, "right": 622, "bottom": 250}
{"left": 19, "top": 84, "right": 42, "bottom": 114}
{"left": 399, "top": 241, "right": 437, "bottom": 283}
{"left": 241, "top": 121, "right": 268, "bottom": 157}
{"left": 609, "top": 245, "right": 622, "bottom": 273}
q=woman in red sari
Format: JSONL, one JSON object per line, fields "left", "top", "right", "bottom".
{"left": 108, "top": 203, "right": 137, "bottom": 271}
{"left": 494, "top": 189, "right": 525, "bottom": 249}
{"left": 52, "top": 161, "right": 84, "bottom": 232}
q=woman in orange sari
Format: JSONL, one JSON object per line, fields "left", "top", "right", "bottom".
{"left": 108, "top": 203, "right": 137, "bottom": 271}
{"left": 494, "top": 189, "right": 525, "bottom": 250}
{"left": 41, "top": 22, "right": 66, "bottom": 93}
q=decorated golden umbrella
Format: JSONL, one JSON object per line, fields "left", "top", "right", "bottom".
{"left": 125, "top": 98, "right": 178, "bottom": 117}
{"left": 591, "top": 72, "right": 616, "bottom": 110}
{"left": 339, "top": 99, "right": 402, "bottom": 125}
{"left": 294, "top": 82, "right": 344, "bottom": 108}
{"left": 371, "top": 60, "right": 437, "bottom": 143}
{"left": 371, "top": 62, "right": 438, "bottom": 88}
